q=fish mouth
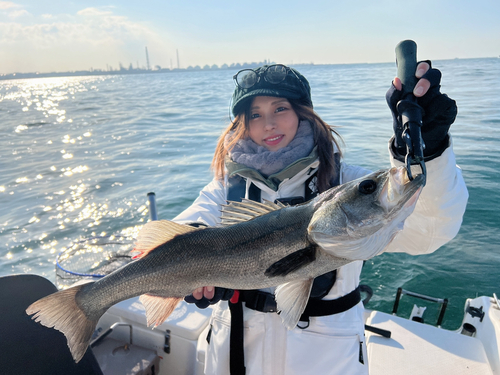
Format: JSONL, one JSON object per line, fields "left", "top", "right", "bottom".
{"left": 379, "top": 167, "right": 425, "bottom": 214}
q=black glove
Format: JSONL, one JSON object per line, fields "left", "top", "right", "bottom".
{"left": 386, "top": 61, "right": 457, "bottom": 162}
{"left": 184, "top": 287, "right": 235, "bottom": 309}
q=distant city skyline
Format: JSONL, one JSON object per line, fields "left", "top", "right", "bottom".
{"left": 1, "top": 1, "right": 499, "bottom": 75}
{"left": 0, "top": 60, "right": 280, "bottom": 80}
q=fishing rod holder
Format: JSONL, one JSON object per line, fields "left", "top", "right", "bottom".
{"left": 148, "top": 192, "right": 158, "bottom": 221}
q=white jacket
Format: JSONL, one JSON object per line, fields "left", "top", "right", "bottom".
{"left": 173, "top": 141, "right": 468, "bottom": 375}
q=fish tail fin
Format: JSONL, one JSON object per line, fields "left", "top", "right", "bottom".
{"left": 26, "top": 283, "right": 98, "bottom": 363}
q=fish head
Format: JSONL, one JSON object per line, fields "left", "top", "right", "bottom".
{"left": 308, "top": 166, "right": 425, "bottom": 260}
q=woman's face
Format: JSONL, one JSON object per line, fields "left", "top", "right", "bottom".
{"left": 247, "top": 96, "right": 299, "bottom": 152}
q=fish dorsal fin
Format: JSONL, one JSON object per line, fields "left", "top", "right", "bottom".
{"left": 275, "top": 279, "right": 314, "bottom": 330}
{"left": 139, "top": 294, "right": 182, "bottom": 327}
{"left": 220, "top": 199, "right": 285, "bottom": 226}
{"left": 264, "top": 246, "right": 317, "bottom": 277}
{"left": 134, "top": 220, "right": 198, "bottom": 258}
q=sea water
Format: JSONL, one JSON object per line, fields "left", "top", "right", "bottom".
{"left": 1, "top": 58, "right": 499, "bottom": 329}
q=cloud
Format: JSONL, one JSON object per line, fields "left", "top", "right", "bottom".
{"left": 0, "top": 1, "right": 30, "bottom": 19}
{"left": 77, "top": 7, "right": 113, "bottom": 17}
{"left": 0, "top": 1, "right": 21, "bottom": 10}
{"left": 7, "top": 8, "right": 28, "bottom": 18}
{"left": 0, "top": 7, "right": 164, "bottom": 47}
{"left": 0, "top": 7, "right": 175, "bottom": 73}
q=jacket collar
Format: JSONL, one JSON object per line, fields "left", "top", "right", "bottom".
{"left": 225, "top": 147, "right": 319, "bottom": 191}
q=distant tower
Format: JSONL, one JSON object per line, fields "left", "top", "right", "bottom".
{"left": 145, "top": 47, "right": 150, "bottom": 70}
{"left": 176, "top": 49, "right": 180, "bottom": 69}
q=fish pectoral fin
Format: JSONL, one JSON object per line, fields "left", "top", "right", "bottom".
{"left": 275, "top": 279, "right": 314, "bottom": 330}
{"left": 264, "top": 246, "right": 316, "bottom": 277}
{"left": 139, "top": 294, "right": 182, "bottom": 327}
{"left": 134, "top": 220, "right": 198, "bottom": 259}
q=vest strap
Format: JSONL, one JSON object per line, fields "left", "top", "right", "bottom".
{"left": 238, "top": 286, "right": 361, "bottom": 319}
{"left": 240, "top": 290, "right": 277, "bottom": 313}
{"left": 228, "top": 300, "right": 246, "bottom": 375}
{"left": 299, "top": 286, "right": 361, "bottom": 323}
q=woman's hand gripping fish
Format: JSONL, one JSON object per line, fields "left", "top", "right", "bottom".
{"left": 26, "top": 166, "right": 424, "bottom": 362}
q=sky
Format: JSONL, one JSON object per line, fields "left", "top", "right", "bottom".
{"left": 1, "top": 0, "right": 499, "bottom": 74}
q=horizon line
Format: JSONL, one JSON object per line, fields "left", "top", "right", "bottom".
{"left": 1, "top": 56, "right": 496, "bottom": 82}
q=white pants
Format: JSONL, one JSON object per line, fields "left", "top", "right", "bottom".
{"left": 204, "top": 301, "right": 368, "bottom": 375}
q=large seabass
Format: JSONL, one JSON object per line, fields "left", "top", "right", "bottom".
{"left": 27, "top": 166, "right": 424, "bottom": 362}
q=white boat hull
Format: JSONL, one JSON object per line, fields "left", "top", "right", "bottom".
{"left": 90, "top": 294, "right": 500, "bottom": 375}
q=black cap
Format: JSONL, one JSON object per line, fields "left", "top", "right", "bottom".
{"left": 231, "top": 65, "right": 312, "bottom": 117}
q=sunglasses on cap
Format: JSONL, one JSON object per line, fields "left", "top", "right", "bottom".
{"left": 233, "top": 64, "right": 305, "bottom": 90}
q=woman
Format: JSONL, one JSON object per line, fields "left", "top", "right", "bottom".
{"left": 173, "top": 63, "right": 468, "bottom": 374}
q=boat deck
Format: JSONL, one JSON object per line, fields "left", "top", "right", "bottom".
{"left": 365, "top": 310, "right": 493, "bottom": 375}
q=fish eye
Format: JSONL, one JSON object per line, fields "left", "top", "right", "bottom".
{"left": 358, "top": 180, "right": 377, "bottom": 195}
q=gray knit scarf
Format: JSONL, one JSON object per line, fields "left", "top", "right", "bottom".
{"left": 225, "top": 120, "right": 315, "bottom": 176}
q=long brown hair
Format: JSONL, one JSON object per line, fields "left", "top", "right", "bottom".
{"left": 211, "top": 98, "right": 343, "bottom": 193}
